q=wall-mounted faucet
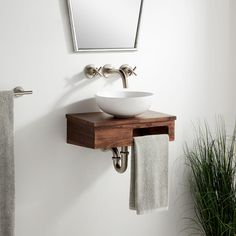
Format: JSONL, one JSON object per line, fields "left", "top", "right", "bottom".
{"left": 84, "top": 64, "right": 136, "bottom": 89}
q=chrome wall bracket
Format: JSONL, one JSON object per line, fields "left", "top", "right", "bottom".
{"left": 13, "top": 87, "right": 33, "bottom": 97}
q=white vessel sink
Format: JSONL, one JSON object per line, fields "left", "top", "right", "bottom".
{"left": 95, "top": 90, "right": 154, "bottom": 118}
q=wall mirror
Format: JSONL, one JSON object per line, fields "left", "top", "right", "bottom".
{"left": 67, "top": 0, "right": 143, "bottom": 52}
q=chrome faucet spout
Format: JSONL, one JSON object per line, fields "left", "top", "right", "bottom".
{"left": 118, "top": 69, "right": 128, "bottom": 88}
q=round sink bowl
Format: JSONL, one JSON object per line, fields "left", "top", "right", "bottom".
{"left": 95, "top": 90, "right": 154, "bottom": 118}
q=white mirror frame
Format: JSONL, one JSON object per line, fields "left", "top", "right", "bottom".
{"left": 67, "top": 0, "right": 144, "bottom": 52}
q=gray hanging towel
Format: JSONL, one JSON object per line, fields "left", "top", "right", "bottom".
{"left": 0, "top": 91, "right": 14, "bottom": 236}
{"left": 130, "top": 134, "right": 169, "bottom": 215}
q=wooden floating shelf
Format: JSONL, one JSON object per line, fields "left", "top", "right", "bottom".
{"left": 66, "top": 110, "right": 176, "bottom": 149}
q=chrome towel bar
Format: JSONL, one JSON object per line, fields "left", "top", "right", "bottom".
{"left": 13, "top": 87, "right": 33, "bottom": 97}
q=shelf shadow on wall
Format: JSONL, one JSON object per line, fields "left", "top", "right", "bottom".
{"left": 15, "top": 97, "right": 111, "bottom": 234}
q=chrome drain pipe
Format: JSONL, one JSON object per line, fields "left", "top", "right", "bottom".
{"left": 111, "top": 146, "right": 129, "bottom": 173}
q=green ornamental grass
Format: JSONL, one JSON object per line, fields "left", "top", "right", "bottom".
{"left": 184, "top": 120, "right": 236, "bottom": 236}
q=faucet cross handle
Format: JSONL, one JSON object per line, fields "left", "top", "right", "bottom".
{"left": 120, "top": 64, "right": 137, "bottom": 77}
{"left": 131, "top": 66, "right": 137, "bottom": 76}
{"left": 84, "top": 64, "right": 102, "bottom": 79}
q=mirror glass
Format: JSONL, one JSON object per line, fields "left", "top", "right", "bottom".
{"left": 67, "top": 0, "right": 143, "bottom": 52}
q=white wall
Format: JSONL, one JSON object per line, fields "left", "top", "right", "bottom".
{"left": 0, "top": 0, "right": 235, "bottom": 235}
